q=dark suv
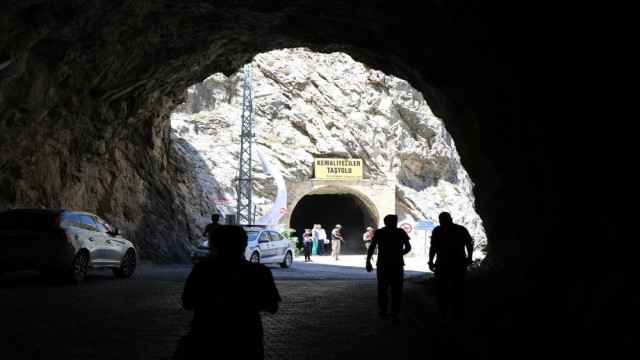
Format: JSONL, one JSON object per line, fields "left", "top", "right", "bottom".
{"left": 0, "top": 208, "right": 137, "bottom": 283}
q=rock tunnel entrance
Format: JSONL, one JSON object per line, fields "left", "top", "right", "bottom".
{"left": 289, "top": 194, "right": 377, "bottom": 256}
{"left": 0, "top": 3, "right": 627, "bottom": 357}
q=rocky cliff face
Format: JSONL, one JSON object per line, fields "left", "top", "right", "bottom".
{"left": 170, "top": 48, "right": 486, "bottom": 258}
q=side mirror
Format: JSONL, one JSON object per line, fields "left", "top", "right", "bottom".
{"left": 108, "top": 228, "right": 120, "bottom": 236}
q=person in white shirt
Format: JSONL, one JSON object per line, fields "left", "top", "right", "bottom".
{"left": 313, "top": 224, "right": 327, "bottom": 256}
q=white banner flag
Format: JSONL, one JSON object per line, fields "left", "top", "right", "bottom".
{"left": 254, "top": 149, "right": 287, "bottom": 232}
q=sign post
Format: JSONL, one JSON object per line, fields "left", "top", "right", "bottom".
{"left": 417, "top": 220, "right": 436, "bottom": 257}
{"left": 399, "top": 222, "right": 413, "bottom": 234}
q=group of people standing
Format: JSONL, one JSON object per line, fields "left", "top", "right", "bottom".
{"left": 301, "top": 223, "right": 346, "bottom": 261}
{"left": 301, "top": 224, "right": 327, "bottom": 262}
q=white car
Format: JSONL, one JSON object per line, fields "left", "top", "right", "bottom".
{"left": 193, "top": 225, "right": 294, "bottom": 268}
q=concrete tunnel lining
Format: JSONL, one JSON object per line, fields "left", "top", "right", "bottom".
{"left": 287, "top": 184, "right": 386, "bottom": 255}
{"left": 290, "top": 193, "right": 375, "bottom": 256}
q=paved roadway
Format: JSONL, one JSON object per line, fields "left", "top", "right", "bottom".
{"left": 0, "top": 255, "right": 480, "bottom": 360}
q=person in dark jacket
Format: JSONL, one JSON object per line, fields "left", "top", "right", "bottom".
{"left": 179, "top": 225, "right": 281, "bottom": 359}
{"left": 428, "top": 212, "right": 474, "bottom": 322}
{"left": 365, "top": 214, "right": 412, "bottom": 318}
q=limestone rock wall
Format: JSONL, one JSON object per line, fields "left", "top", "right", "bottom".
{"left": 170, "top": 49, "right": 486, "bottom": 258}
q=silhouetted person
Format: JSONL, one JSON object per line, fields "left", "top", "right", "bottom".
{"left": 428, "top": 212, "right": 474, "bottom": 322}
{"left": 177, "top": 225, "right": 281, "bottom": 359}
{"left": 366, "top": 214, "right": 411, "bottom": 318}
{"left": 202, "top": 213, "right": 221, "bottom": 238}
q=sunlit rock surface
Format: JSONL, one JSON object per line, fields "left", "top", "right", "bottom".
{"left": 170, "top": 48, "right": 487, "bottom": 258}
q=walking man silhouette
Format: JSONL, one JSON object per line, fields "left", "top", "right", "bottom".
{"left": 428, "top": 212, "right": 474, "bottom": 322}
{"left": 202, "top": 213, "right": 221, "bottom": 239}
{"left": 365, "top": 214, "right": 411, "bottom": 318}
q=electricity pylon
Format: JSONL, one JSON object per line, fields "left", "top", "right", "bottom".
{"left": 236, "top": 63, "right": 254, "bottom": 225}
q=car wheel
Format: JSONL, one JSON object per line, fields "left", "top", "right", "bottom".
{"left": 69, "top": 251, "right": 89, "bottom": 284}
{"left": 113, "top": 249, "right": 137, "bottom": 278}
{"left": 280, "top": 251, "right": 293, "bottom": 268}
{"left": 249, "top": 252, "right": 260, "bottom": 263}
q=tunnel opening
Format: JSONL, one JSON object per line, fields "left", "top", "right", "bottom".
{"left": 168, "top": 48, "right": 487, "bottom": 264}
{"left": 289, "top": 193, "right": 378, "bottom": 256}
{"left": 169, "top": 47, "right": 486, "bottom": 262}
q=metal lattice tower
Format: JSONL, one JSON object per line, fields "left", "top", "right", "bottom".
{"left": 236, "top": 64, "right": 254, "bottom": 225}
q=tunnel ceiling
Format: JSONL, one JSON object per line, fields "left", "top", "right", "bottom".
{"left": 0, "top": 0, "right": 626, "bottom": 332}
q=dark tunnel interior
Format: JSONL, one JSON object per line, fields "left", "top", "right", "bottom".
{"left": 289, "top": 194, "right": 376, "bottom": 255}
{"left": 0, "top": 2, "right": 635, "bottom": 357}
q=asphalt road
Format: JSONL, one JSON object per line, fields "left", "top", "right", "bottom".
{"left": 0, "top": 255, "right": 479, "bottom": 360}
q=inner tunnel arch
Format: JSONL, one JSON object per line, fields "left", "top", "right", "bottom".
{"left": 288, "top": 186, "right": 379, "bottom": 256}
